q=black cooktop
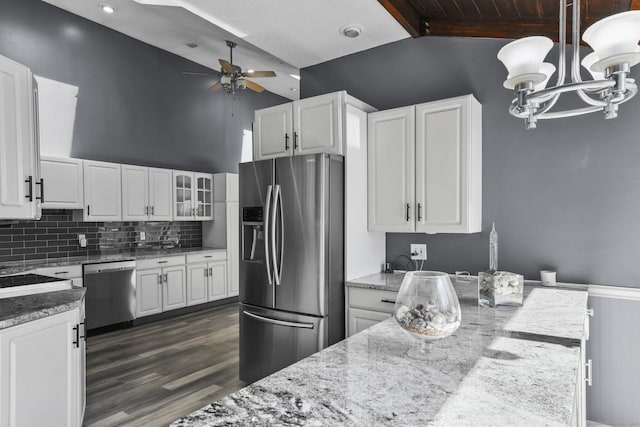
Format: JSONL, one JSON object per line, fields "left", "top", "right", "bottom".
{"left": 0, "top": 274, "right": 66, "bottom": 289}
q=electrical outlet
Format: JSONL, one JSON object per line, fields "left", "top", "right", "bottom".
{"left": 140, "top": 231, "right": 146, "bottom": 241}
{"left": 78, "top": 234, "right": 87, "bottom": 248}
{"left": 410, "top": 244, "right": 427, "bottom": 260}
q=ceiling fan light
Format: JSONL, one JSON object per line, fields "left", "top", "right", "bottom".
{"left": 582, "top": 11, "right": 640, "bottom": 62}
{"left": 497, "top": 36, "right": 553, "bottom": 78}
{"left": 221, "top": 75, "right": 232, "bottom": 87}
{"left": 581, "top": 52, "right": 606, "bottom": 80}
{"left": 237, "top": 77, "right": 247, "bottom": 90}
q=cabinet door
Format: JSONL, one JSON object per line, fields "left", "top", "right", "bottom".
{"left": 367, "top": 106, "right": 415, "bottom": 232}
{"left": 226, "top": 201, "right": 239, "bottom": 297}
{"left": 78, "top": 302, "right": 86, "bottom": 422}
{"left": 347, "top": 307, "right": 392, "bottom": 337}
{"left": 40, "top": 156, "right": 83, "bottom": 209}
{"left": 0, "top": 309, "right": 79, "bottom": 427}
{"left": 83, "top": 160, "right": 122, "bottom": 221}
{"left": 0, "top": 54, "right": 38, "bottom": 219}
{"left": 186, "top": 263, "right": 208, "bottom": 306}
{"left": 416, "top": 96, "right": 479, "bottom": 233}
{"left": 163, "top": 266, "right": 187, "bottom": 311}
{"left": 293, "top": 92, "right": 342, "bottom": 156}
{"left": 136, "top": 269, "right": 163, "bottom": 317}
{"left": 173, "top": 171, "right": 194, "bottom": 221}
{"left": 208, "top": 261, "right": 227, "bottom": 301}
{"left": 121, "top": 165, "right": 149, "bottom": 221}
{"left": 149, "top": 168, "right": 173, "bottom": 221}
{"left": 194, "top": 173, "right": 213, "bottom": 220}
{"left": 254, "top": 103, "right": 293, "bottom": 160}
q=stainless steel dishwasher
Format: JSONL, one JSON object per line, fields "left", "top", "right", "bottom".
{"left": 83, "top": 260, "right": 136, "bottom": 330}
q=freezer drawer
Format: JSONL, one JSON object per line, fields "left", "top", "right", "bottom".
{"left": 239, "top": 303, "right": 326, "bottom": 384}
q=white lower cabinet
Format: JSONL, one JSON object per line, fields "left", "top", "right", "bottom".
{"left": 162, "top": 266, "right": 187, "bottom": 311}
{"left": 186, "top": 251, "right": 229, "bottom": 304}
{"left": 136, "top": 268, "right": 163, "bottom": 317}
{"left": 0, "top": 307, "right": 84, "bottom": 427}
{"left": 346, "top": 287, "right": 397, "bottom": 337}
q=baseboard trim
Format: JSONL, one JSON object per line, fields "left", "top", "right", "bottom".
{"left": 589, "top": 284, "right": 640, "bottom": 301}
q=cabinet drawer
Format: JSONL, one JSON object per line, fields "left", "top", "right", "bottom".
{"left": 347, "top": 287, "right": 398, "bottom": 314}
{"left": 37, "top": 265, "right": 83, "bottom": 279}
{"left": 186, "top": 251, "right": 226, "bottom": 264}
{"left": 137, "top": 256, "right": 185, "bottom": 270}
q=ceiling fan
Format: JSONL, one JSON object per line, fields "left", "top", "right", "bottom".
{"left": 183, "top": 40, "right": 276, "bottom": 94}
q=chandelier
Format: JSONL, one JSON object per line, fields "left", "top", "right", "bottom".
{"left": 497, "top": 1, "right": 640, "bottom": 129}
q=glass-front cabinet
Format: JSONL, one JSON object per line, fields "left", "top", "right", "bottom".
{"left": 195, "top": 173, "right": 213, "bottom": 220}
{"left": 173, "top": 171, "right": 213, "bottom": 221}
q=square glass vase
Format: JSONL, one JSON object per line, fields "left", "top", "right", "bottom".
{"left": 478, "top": 271, "right": 524, "bottom": 307}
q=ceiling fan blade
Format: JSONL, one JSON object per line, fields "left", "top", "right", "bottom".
{"left": 182, "top": 71, "right": 217, "bottom": 77}
{"left": 219, "top": 59, "right": 234, "bottom": 74}
{"left": 209, "top": 82, "right": 222, "bottom": 91}
{"left": 245, "top": 79, "right": 265, "bottom": 93}
{"left": 243, "top": 70, "right": 276, "bottom": 78}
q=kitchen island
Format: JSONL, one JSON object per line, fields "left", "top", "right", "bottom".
{"left": 172, "top": 278, "right": 588, "bottom": 426}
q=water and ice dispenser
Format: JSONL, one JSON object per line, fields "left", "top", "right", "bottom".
{"left": 242, "top": 207, "right": 265, "bottom": 263}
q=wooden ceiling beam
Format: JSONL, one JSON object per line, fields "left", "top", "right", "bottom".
{"left": 632, "top": 0, "right": 640, "bottom": 9}
{"left": 377, "top": 0, "right": 423, "bottom": 37}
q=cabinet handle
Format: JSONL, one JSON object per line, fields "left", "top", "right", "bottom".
{"left": 158, "top": 275, "right": 163, "bottom": 284}
{"left": 294, "top": 132, "right": 299, "bottom": 149}
{"left": 204, "top": 268, "right": 208, "bottom": 277}
{"left": 158, "top": 260, "right": 168, "bottom": 264}
{"left": 406, "top": 203, "right": 410, "bottom": 221}
{"left": 35, "top": 178, "right": 44, "bottom": 202}
{"left": 25, "top": 176, "right": 33, "bottom": 202}
{"left": 417, "top": 203, "right": 422, "bottom": 222}
{"left": 164, "top": 273, "right": 168, "bottom": 283}
{"left": 72, "top": 324, "right": 80, "bottom": 348}
{"left": 87, "top": 205, "right": 91, "bottom": 216}
{"left": 151, "top": 206, "right": 155, "bottom": 215}
{"left": 285, "top": 133, "right": 290, "bottom": 151}
{"left": 145, "top": 206, "right": 149, "bottom": 215}
{"left": 209, "top": 267, "right": 213, "bottom": 276}
{"left": 585, "top": 359, "right": 593, "bottom": 386}
{"left": 380, "top": 299, "right": 396, "bottom": 304}
{"left": 54, "top": 271, "right": 70, "bottom": 275}
{"left": 204, "top": 255, "right": 213, "bottom": 258}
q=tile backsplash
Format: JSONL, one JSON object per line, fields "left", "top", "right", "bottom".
{"left": 0, "top": 210, "right": 202, "bottom": 264}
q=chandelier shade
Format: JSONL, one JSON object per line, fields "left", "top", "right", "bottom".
{"left": 497, "top": 1, "right": 640, "bottom": 129}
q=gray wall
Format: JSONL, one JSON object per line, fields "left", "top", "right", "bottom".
{"left": 0, "top": 0, "right": 287, "bottom": 173}
{"left": 302, "top": 36, "right": 640, "bottom": 288}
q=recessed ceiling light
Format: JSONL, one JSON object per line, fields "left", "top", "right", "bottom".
{"left": 290, "top": 88, "right": 298, "bottom": 92}
{"left": 100, "top": 3, "right": 116, "bottom": 14}
{"left": 186, "top": 42, "right": 198, "bottom": 48}
{"left": 340, "top": 25, "right": 363, "bottom": 38}
{"left": 289, "top": 74, "right": 301, "bottom": 80}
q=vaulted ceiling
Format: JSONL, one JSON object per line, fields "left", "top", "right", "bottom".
{"left": 378, "top": 0, "right": 640, "bottom": 41}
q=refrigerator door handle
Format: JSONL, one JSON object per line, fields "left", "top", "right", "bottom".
{"left": 264, "top": 185, "right": 273, "bottom": 286}
{"left": 243, "top": 310, "right": 314, "bottom": 329}
{"left": 272, "top": 184, "right": 283, "bottom": 286}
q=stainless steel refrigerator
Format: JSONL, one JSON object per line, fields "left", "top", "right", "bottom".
{"left": 239, "top": 153, "right": 344, "bottom": 384}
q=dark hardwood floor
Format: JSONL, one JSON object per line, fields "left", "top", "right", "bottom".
{"left": 84, "top": 303, "right": 245, "bottom": 427}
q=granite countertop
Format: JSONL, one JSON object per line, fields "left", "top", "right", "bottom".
{"left": 0, "top": 287, "right": 85, "bottom": 330}
{"left": 0, "top": 247, "right": 226, "bottom": 275}
{"left": 172, "top": 281, "right": 588, "bottom": 426}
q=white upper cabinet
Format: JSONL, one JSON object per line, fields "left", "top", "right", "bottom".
{"left": 253, "top": 91, "right": 368, "bottom": 161}
{"left": 173, "top": 171, "right": 213, "bottom": 221}
{"left": 254, "top": 103, "right": 293, "bottom": 160}
{"left": 368, "top": 95, "right": 482, "bottom": 234}
{"left": 294, "top": 92, "right": 342, "bottom": 156}
{"left": 148, "top": 168, "right": 173, "bottom": 221}
{"left": 40, "top": 156, "right": 83, "bottom": 210}
{"left": 121, "top": 165, "right": 149, "bottom": 221}
{"left": 122, "top": 165, "right": 173, "bottom": 221}
{"left": 0, "top": 54, "right": 41, "bottom": 220}
{"left": 83, "top": 160, "right": 122, "bottom": 221}
{"left": 368, "top": 106, "right": 416, "bottom": 232}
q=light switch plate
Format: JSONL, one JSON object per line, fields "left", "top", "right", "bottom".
{"left": 140, "top": 231, "right": 146, "bottom": 241}
{"left": 411, "top": 244, "right": 427, "bottom": 260}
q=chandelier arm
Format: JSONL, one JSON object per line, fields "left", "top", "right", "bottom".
{"left": 527, "top": 80, "right": 614, "bottom": 102}
{"left": 536, "top": 105, "right": 603, "bottom": 119}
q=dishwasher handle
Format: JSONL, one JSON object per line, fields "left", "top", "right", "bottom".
{"left": 84, "top": 261, "right": 136, "bottom": 275}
